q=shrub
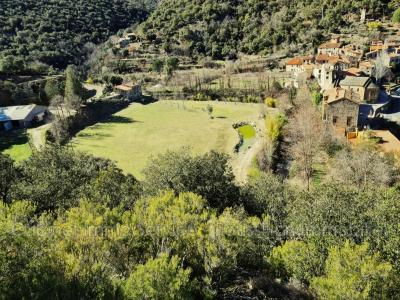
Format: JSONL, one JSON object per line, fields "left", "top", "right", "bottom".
{"left": 265, "top": 97, "right": 277, "bottom": 108}
{"left": 244, "top": 95, "right": 259, "bottom": 103}
{"left": 193, "top": 92, "right": 211, "bottom": 101}
{"left": 392, "top": 8, "right": 400, "bottom": 23}
{"left": 85, "top": 77, "right": 94, "bottom": 84}
{"left": 368, "top": 21, "right": 383, "bottom": 31}
{"left": 266, "top": 113, "right": 287, "bottom": 142}
{"left": 312, "top": 92, "right": 323, "bottom": 106}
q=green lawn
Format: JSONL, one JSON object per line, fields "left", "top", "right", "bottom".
{"left": 71, "top": 100, "right": 262, "bottom": 179}
{"left": 0, "top": 129, "right": 32, "bottom": 162}
{"left": 238, "top": 124, "right": 256, "bottom": 152}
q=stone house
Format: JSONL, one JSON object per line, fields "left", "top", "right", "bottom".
{"left": 317, "top": 40, "right": 342, "bottom": 55}
{"left": 341, "top": 44, "right": 364, "bottom": 67}
{"left": 285, "top": 55, "right": 314, "bottom": 73}
{"left": 339, "top": 76, "right": 379, "bottom": 103}
{"left": 285, "top": 58, "right": 303, "bottom": 73}
{"left": 359, "top": 61, "right": 373, "bottom": 75}
{"left": 323, "top": 88, "right": 361, "bottom": 134}
{"left": 114, "top": 83, "right": 142, "bottom": 102}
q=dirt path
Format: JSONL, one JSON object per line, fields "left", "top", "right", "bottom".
{"left": 231, "top": 119, "right": 265, "bottom": 184}
{"left": 30, "top": 124, "right": 50, "bottom": 150}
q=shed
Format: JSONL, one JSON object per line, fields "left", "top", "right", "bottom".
{"left": 0, "top": 104, "right": 48, "bottom": 131}
{"left": 114, "top": 83, "right": 142, "bottom": 102}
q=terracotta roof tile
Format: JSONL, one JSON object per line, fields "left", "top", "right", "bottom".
{"left": 319, "top": 42, "right": 341, "bottom": 49}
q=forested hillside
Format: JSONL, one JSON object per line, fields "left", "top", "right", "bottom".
{"left": 141, "top": 0, "right": 393, "bottom": 59}
{"left": 0, "top": 0, "right": 153, "bottom": 74}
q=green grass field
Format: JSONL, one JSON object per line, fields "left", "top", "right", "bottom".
{"left": 0, "top": 130, "right": 32, "bottom": 162}
{"left": 71, "top": 100, "right": 262, "bottom": 179}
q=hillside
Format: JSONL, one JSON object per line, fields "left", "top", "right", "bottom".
{"left": 141, "top": 0, "right": 393, "bottom": 59}
{"left": 0, "top": 0, "right": 155, "bottom": 74}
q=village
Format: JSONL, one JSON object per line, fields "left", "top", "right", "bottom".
{"left": 284, "top": 34, "right": 400, "bottom": 151}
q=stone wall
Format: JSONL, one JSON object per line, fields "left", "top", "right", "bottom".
{"left": 326, "top": 99, "right": 359, "bottom": 130}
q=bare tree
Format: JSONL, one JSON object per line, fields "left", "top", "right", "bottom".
{"left": 292, "top": 84, "right": 312, "bottom": 108}
{"left": 225, "top": 61, "right": 236, "bottom": 89}
{"left": 288, "top": 100, "right": 325, "bottom": 189}
{"left": 373, "top": 51, "right": 391, "bottom": 83}
{"left": 327, "top": 145, "right": 393, "bottom": 187}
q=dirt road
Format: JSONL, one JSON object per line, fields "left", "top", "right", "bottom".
{"left": 231, "top": 119, "right": 265, "bottom": 184}
{"left": 29, "top": 124, "right": 50, "bottom": 150}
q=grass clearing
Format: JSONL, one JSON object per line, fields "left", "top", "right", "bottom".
{"left": 71, "top": 100, "right": 262, "bottom": 179}
{"left": 238, "top": 124, "right": 256, "bottom": 152}
{"left": 0, "top": 129, "right": 32, "bottom": 162}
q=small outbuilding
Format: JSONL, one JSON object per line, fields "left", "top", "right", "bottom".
{"left": 114, "top": 83, "right": 142, "bottom": 102}
{"left": 0, "top": 104, "right": 48, "bottom": 131}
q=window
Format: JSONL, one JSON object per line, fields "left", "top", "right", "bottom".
{"left": 347, "top": 116, "right": 353, "bottom": 126}
{"left": 333, "top": 116, "right": 338, "bottom": 125}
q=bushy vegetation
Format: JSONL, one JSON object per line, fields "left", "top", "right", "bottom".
{"left": 141, "top": 0, "right": 392, "bottom": 59}
{"left": 1, "top": 144, "right": 400, "bottom": 298}
{"left": 392, "top": 7, "right": 400, "bottom": 22}
{"left": 0, "top": 0, "right": 152, "bottom": 74}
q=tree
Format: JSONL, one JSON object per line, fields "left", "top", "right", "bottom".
{"left": 150, "top": 59, "right": 164, "bottom": 74}
{"left": 44, "top": 79, "right": 63, "bottom": 102}
{"left": 0, "top": 201, "right": 68, "bottom": 299}
{"left": 392, "top": 7, "right": 400, "bottom": 23}
{"left": 327, "top": 145, "right": 393, "bottom": 187}
{"left": 311, "top": 91, "right": 323, "bottom": 106}
{"left": 373, "top": 51, "right": 391, "bottom": 83}
{"left": 125, "top": 191, "right": 209, "bottom": 260}
{"left": 142, "top": 149, "right": 240, "bottom": 210}
{"left": 0, "top": 56, "right": 25, "bottom": 75}
{"left": 80, "top": 167, "right": 141, "bottom": 210}
{"left": 109, "top": 75, "right": 123, "bottom": 86}
{"left": 265, "top": 113, "right": 287, "bottom": 142}
{"left": 124, "top": 254, "right": 193, "bottom": 300}
{"left": 311, "top": 241, "right": 392, "bottom": 300}
{"left": 164, "top": 57, "right": 179, "bottom": 78}
{"left": 286, "top": 183, "right": 380, "bottom": 247}
{"left": 242, "top": 172, "right": 287, "bottom": 227}
{"left": 13, "top": 146, "right": 115, "bottom": 212}
{"left": 288, "top": 102, "right": 325, "bottom": 189}
{"left": 12, "top": 84, "right": 36, "bottom": 105}
{"left": 54, "top": 200, "right": 121, "bottom": 298}
{"left": 64, "top": 65, "right": 83, "bottom": 106}
{"left": 269, "top": 240, "right": 325, "bottom": 284}
{"left": 207, "top": 104, "right": 213, "bottom": 119}
{"left": 0, "top": 153, "right": 18, "bottom": 203}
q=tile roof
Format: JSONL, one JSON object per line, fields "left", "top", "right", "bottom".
{"left": 286, "top": 58, "right": 303, "bottom": 66}
{"left": 340, "top": 76, "right": 372, "bottom": 87}
{"left": 319, "top": 42, "right": 341, "bottom": 49}
{"left": 316, "top": 54, "right": 330, "bottom": 62}
{"left": 324, "top": 88, "right": 361, "bottom": 104}
{"left": 286, "top": 55, "right": 314, "bottom": 66}
{"left": 115, "top": 82, "right": 138, "bottom": 91}
{"left": 344, "top": 67, "right": 363, "bottom": 76}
